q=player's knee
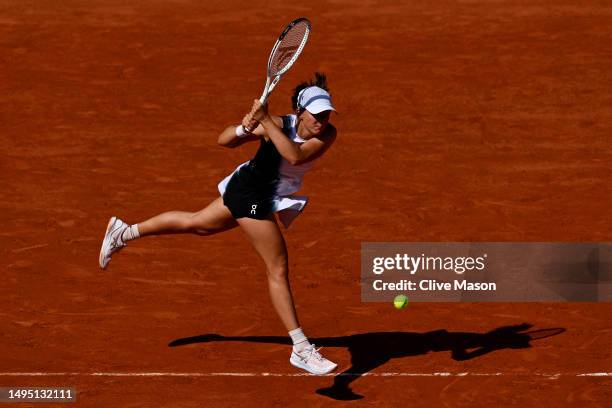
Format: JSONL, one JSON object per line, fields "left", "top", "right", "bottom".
{"left": 267, "top": 263, "right": 289, "bottom": 282}
{"left": 187, "top": 215, "right": 213, "bottom": 235}
{"left": 177, "top": 219, "right": 198, "bottom": 234}
{"left": 192, "top": 223, "right": 213, "bottom": 235}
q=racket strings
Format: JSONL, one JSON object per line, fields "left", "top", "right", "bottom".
{"left": 269, "top": 22, "right": 309, "bottom": 76}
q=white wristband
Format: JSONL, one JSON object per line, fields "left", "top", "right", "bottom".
{"left": 235, "top": 125, "right": 249, "bottom": 138}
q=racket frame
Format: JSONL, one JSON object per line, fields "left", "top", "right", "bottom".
{"left": 259, "top": 17, "right": 311, "bottom": 104}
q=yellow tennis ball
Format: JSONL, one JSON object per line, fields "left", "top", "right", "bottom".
{"left": 394, "top": 294, "right": 408, "bottom": 309}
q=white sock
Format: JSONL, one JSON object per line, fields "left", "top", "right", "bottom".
{"left": 121, "top": 224, "right": 140, "bottom": 242}
{"left": 289, "top": 327, "right": 311, "bottom": 352}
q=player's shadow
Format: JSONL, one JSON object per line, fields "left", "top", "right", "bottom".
{"left": 169, "top": 323, "right": 565, "bottom": 401}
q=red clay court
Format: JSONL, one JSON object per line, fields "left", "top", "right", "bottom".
{"left": 1, "top": 1, "right": 611, "bottom": 406}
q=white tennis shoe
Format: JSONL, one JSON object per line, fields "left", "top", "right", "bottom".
{"left": 290, "top": 344, "right": 337, "bottom": 375}
{"left": 99, "top": 216, "right": 128, "bottom": 269}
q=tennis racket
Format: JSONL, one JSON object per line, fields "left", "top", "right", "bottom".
{"left": 259, "top": 18, "right": 311, "bottom": 104}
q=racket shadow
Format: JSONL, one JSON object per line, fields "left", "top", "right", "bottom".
{"left": 168, "top": 323, "right": 565, "bottom": 401}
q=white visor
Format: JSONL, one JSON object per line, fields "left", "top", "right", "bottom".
{"left": 298, "top": 86, "right": 336, "bottom": 114}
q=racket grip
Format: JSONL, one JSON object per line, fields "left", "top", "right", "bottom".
{"left": 260, "top": 76, "right": 280, "bottom": 105}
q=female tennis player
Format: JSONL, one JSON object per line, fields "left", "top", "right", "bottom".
{"left": 99, "top": 73, "right": 338, "bottom": 375}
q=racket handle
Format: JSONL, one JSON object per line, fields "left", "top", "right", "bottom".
{"left": 259, "top": 76, "right": 280, "bottom": 105}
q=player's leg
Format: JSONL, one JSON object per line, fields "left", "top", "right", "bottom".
{"left": 99, "top": 197, "right": 237, "bottom": 269}
{"left": 237, "top": 215, "right": 298, "bottom": 329}
{"left": 237, "top": 214, "right": 337, "bottom": 375}
{"left": 137, "top": 197, "right": 237, "bottom": 237}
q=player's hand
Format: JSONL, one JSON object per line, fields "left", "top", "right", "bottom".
{"left": 251, "top": 99, "right": 269, "bottom": 123}
{"left": 241, "top": 112, "right": 259, "bottom": 133}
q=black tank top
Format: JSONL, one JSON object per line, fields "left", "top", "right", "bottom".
{"left": 246, "top": 115, "right": 292, "bottom": 180}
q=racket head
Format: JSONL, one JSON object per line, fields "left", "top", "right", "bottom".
{"left": 267, "top": 17, "right": 311, "bottom": 78}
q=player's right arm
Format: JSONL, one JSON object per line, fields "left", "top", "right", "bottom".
{"left": 217, "top": 124, "right": 260, "bottom": 148}
{"left": 217, "top": 107, "right": 260, "bottom": 148}
{"left": 217, "top": 111, "right": 281, "bottom": 148}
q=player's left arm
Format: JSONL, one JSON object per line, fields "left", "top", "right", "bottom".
{"left": 252, "top": 100, "right": 336, "bottom": 165}
{"left": 263, "top": 118, "right": 336, "bottom": 165}
{"left": 247, "top": 115, "right": 283, "bottom": 138}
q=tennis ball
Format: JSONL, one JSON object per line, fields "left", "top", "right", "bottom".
{"left": 393, "top": 294, "right": 408, "bottom": 309}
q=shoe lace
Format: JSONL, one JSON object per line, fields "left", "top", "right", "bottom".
{"left": 304, "top": 344, "right": 324, "bottom": 362}
{"left": 110, "top": 235, "right": 126, "bottom": 250}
